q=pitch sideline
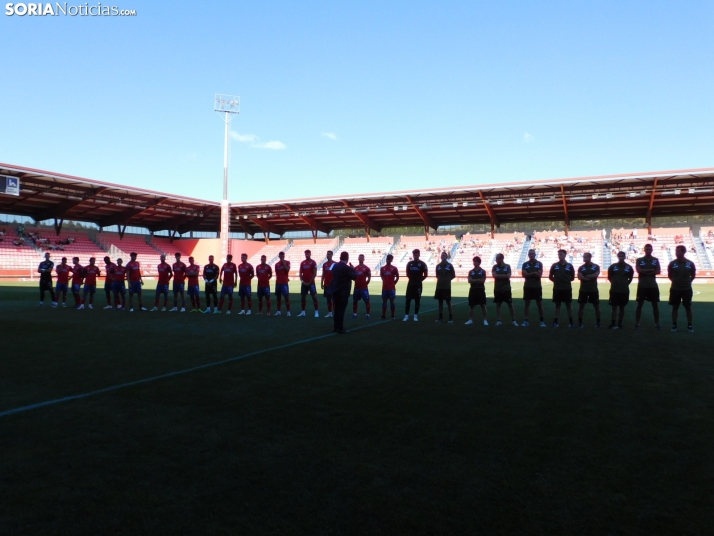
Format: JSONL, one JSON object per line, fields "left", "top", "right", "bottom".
{"left": 0, "top": 301, "right": 467, "bottom": 419}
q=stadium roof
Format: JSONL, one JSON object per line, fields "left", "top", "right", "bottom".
{"left": 2, "top": 162, "right": 714, "bottom": 236}
{"left": 231, "top": 167, "right": 714, "bottom": 236}
{"left": 0, "top": 163, "right": 221, "bottom": 234}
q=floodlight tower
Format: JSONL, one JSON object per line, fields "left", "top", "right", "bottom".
{"left": 214, "top": 94, "right": 240, "bottom": 260}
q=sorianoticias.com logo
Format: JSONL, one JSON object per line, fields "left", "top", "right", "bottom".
{"left": 5, "top": 3, "right": 137, "bottom": 16}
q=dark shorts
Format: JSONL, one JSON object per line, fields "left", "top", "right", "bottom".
{"left": 523, "top": 287, "right": 542, "bottom": 301}
{"left": 405, "top": 283, "right": 422, "bottom": 300}
{"left": 40, "top": 278, "right": 53, "bottom": 291}
{"left": 111, "top": 282, "right": 126, "bottom": 295}
{"left": 173, "top": 282, "right": 185, "bottom": 293}
{"left": 300, "top": 283, "right": 317, "bottom": 296}
{"left": 636, "top": 286, "right": 660, "bottom": 303}
{"left": 434, "top": 288, "right": 451, "bottom": 302}
{"left": 578, "top": 289, "right": 600, "bottom": 305}
{"left": 220, "top": 285, "right": 234, "bottom": 296}
{"left": 187, "top": 285, "right": 200, "bottom": 296}
{"left": 552, "top": 289, "right": 572, "bottom": 304}
{"left": 129, "top": 281, "right": 142, "bottom": 294}
{"left": 83, "top": 284, "right": 96, "bottom": 295}
{"left": 274, "top": 283, "right": 289, "bottom": 297}
{"left": 669, "top": 288, "right": 693, "bottom": 306}
{"left": 353, "top": 288, "right": 370, "bottom": 302}
{"left": 257, "top": 286, "right": 270, "bottom": 299}
{"left": 156, "top": 284, "right": 170, "bottom": 295}
{"left": 205, "top": 283, "right": 218, "bottom": 295}
{"left": 468, "top": 288, "right": 487, "bottom": 307}
{"left": 238, "top": 285, "right": 252, "bottom": 298}
{"left": 608, "top": 291, "right": 629, "bottom": 307}
{"left": 494, "top": 290, "right": 512, "bottom": 304}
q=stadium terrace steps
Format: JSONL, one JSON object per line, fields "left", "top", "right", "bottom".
{"left": 21, "top": 228, "right": 108, "bottom": 267}
{"left": 532, "top": 230, "right": 604, "bottom": 272}
{"left": 284, "top": 238, "right": 339, "bottom": 272}
{"left": 334, "top": 238, "right": 393, "bottom": 271}
{"left": 245, "top": 240, "right": 290, "bottom": 267}
{"left": 393, "top": 235, "right": 457, "bottom": 276}
{"left": 451, "top": 233, "right": 525, "bottom": 276}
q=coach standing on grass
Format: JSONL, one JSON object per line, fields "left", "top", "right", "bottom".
{"left": 329, "top": 251, "right": 357, "bottom": 334}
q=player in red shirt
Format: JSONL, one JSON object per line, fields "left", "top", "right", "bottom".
{"left": 217, "top": 254, "right": 238, "bottom": 314}
{"left": 274, "top": 251, "right": 291, "bottom": 316}
{"left": 70, "top": 256, "right": 84, "bottom": 308}
{"left": 320, "top": 250, "right": 336, "bottom": 317}
{"left": 171, "top": 252, "right": 188, "bottom": 312}
{"left": 151, "top": 254, "right": 173, "bottom": 311}
{"left": 255, "top": 255, "right": 273, "bottom": 314}
{"left": 79, "top": 257, "right": 101, "bottom": 310}
{"left": 55, "top": 257, "right": 72, "bottom": 308}
{"left": 237, "top": 253, "right": 255, "bottom": 315}
{"left": 351, "top": 254, "right": 372, "bottom": 319}
{"left": 186, "top": 256, "right": 202, "bottom": 312}
{"left": 111, "top": 258, "right": 128, "bottom": 310}
{"left": 125, "top": 252, "right": 146, "bottom": 312}
{"left": 298, "top": 250, "right": 320, "bottom": 317}
{"left": 103, "top": 256, "right": 116, "bottom": 309}
{"left": 379, "top": 254, "right": 400, "bottom": 319}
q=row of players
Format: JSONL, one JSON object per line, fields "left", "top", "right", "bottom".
{"left": 34, "top": 244, "right": 697, "bottom": 331}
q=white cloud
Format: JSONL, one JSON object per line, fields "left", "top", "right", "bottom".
{"left": 322, "top": 132, "right": 338, "bottom": 140}
{"left": 230, "top": 131, "right": 286, "bottom": 150}
{"left": 524, "top": 132, "right": 534, "bottom": 143}
{"left": 230, "top": 131, "right": 258, "bottom": 143}
{"left": 255, "top": 141, "right": 287, "bottom": 150}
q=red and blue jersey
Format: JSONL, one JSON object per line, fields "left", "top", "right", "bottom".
{"left": 380, "top": 265, "right": 399, "bottom": 291}
{"left": 172, "top": 261, "right": 187, "bottom": 284}
{"left": 355, "top": 264, "right": 371, "bottom": 290}
{"left": 126, "top": 260, "right": 142, "bottom": 282}
{"left": 256, "top": 264, "right": 272, "bottom": 287}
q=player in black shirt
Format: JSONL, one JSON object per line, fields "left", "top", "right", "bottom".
{"left": 37, "top": 252, "right": 56, "bottom": 306}
{"left": 402, "top": 249, "right": 428, "bottom": 322}
{"left": 202, "top": 255, "right": 220, "bottom": 313}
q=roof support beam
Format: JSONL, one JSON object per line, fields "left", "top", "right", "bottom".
{"left": 98, "top": 198, "right": 167, "bottom": 228}
{"left": 645, "top": 177, "right": 659, "bottom": 233}
{"left": 340, "top": 200, "right": 383, "bottom": 233}
{"left": 54, "top": 218, "right": 64, "bottom": 236}
{"left": 405, "top": 196, "right": 438, "bottom": 232}
{"left": 147, "top": 214, "right": 194, "bottom": 234}
{"left": 560, "top": 185, "right": 570, "bottom": 235}
{"left": 34, "top": 187, "right": 108, "bottom": 222}
{"left": 477, "top": 191, "right": 499, "bottom": 237}
{"left": 249, "top": 217, "right": 281, "bottom": 237}
{"left": 283, "top": 204, "right": 332, "bottom": 234}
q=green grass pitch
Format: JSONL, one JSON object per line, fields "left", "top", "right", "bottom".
{"left": 2, "top": 280, "right": 714, "bottom": 535}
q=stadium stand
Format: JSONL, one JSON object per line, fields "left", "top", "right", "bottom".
{"left": 699, "top": 227, "right": 714, "bottom": 269}
{"left": 608, "top": 227, "right": 695, "bottom": 266}
{"left": 96, "top": 232, "right": 162, "bottom": 274}
{"left": 24, "top": 228, "right": 107, "bottom": 267}
{"left": 150, "top": 237, "right": 196, "bottom": 258}
{"left": 244, "top": 240, "right": 290, "bottom": 267}
{"left": 335, "top": 237, "right": 394, "bottom": 271}
{"left": 393, "top": 235, "right": 457, "bottom": 275}
{"left": 450, "top": 233, "right": 527, "bottom": 276}
{"left": 0, "top": 227, "right": 42, "bottom": 274}
{"left": 531, "top": 230, "right": 605, "bottom": 272}
{"left": 283, "top": 238, "right": 339, "bottom": 271}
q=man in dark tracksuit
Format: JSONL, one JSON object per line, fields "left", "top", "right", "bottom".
{"left": 328, "top": 251, "right": 357, "bottom": 334}
{"left": 37, "top": 252, "right": 56, "bottom": 306}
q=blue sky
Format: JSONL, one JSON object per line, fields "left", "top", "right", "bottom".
{"left": 2, "top": 0, "right": 713, "bottom": 202}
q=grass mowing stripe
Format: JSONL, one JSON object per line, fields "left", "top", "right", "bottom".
{"left": 0, "top": 301, "right": 465, "bottom": 418}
